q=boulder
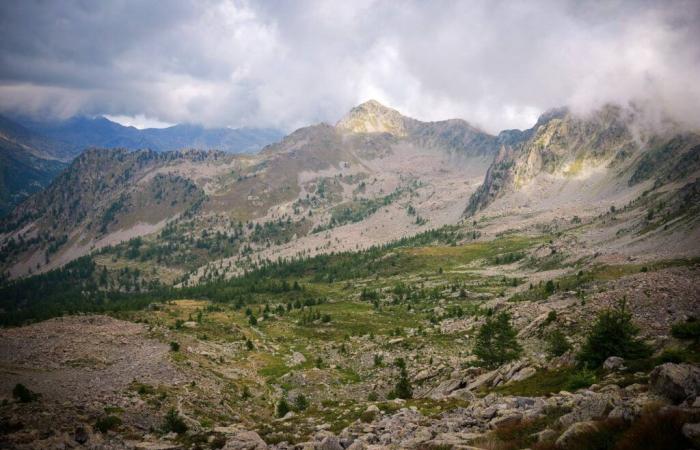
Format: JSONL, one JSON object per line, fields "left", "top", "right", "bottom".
{"left": 346, "top": 441, "right": 366, "bottom": 450}
{"left": 555, "top": 421, "right": 599, "bottom": 448}
{"left": 533, "top": 428, "right": 557, "bottom": 443}
{"left": 318, "top": 436, "right": 343, "bottom": 450}
{"left": 73, "top": 425, "right": 91, "bottom": 445}
{"left": 649, "top": 363, "right": 700, "bottom": 403}
{"left": 490, "top": 412, "right": 522, "bottom": 429}
{"left": 558, "top": 393, "right": 612, "bottom": 427}
{"left": 466, "top": 369, "right": 498, "bottom": 391}
{"left": 602, "top": 356, "right": 625, "bottom": 371}
{"left": 429, "top": 378, "right": 464, "bottom": 399}
{"left": 222, "top": 430, "right": 268, "bottom": 450}
{"left": 448, "top": 387, "right": 476, "bottom": 402}
{"left": 509, "top": 366, "right": 536, "bottom": 383}
{"left": 682, "top": 423, "right": 700, "bottom": 447}
{"left": 134, "top": 443, "right": 183, "bottom": 450}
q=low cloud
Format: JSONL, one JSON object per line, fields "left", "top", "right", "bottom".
{"left": 0, "top": 0, "right": 698, "bottom": 133}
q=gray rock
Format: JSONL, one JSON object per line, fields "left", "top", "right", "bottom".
{"left": 74, "top": 425, "right": 90, "bottom": 444}
{"left": 429, "top": 378, "right": 465, "bottom": 399}
{"left": 447, "top": 387, "right": 476, "bottom": 402}
{"left": 466, "top": 369, "right": 498, "bottom": 391}
{"left": 509, "top": 366, "right": 536, "bottom": 383}
{"left": 607, "top": 405, "right": 636, "bottom": 421}
{"left": 682, "top": 423, "right": 700, "bottom": 447}
{"left": 222, "top": 429, "right": 268, "bottom": 450}
{"left": 650, "top": 363, "right": 700, "bottom": 403}
{"left": 490, "top": 412, "right": 522, "bottom": 429}
{"left": 346, "top": 441, "right": 365, "bottom": 450}
{"left": 603, "top": 356, "right": 625, "bottom": 371}
{"left": 533, "top": 428, "right": 557, "bottom": 443}
{"left": 558, "top": 393, "right": 612, "bottom": 427}
{"left": 555, "top": 421, "right": 599, "bottom": 448}
{"left": 480, "top": 407, "right": 497, "bottom": 420}
{"left": 318, "top": 436, "right": 343, "bottom": 450}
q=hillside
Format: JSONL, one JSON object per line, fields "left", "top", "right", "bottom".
{"left": 0, "top": 101, "right": 699, "bottom": 450}
{"left": 0, "top": 115, "right": 68, "bottom": 216}
{"left": 0, "top": 101, "right": 500, "bottom": 280}
{"left": 463, "top": 104, "right": 700, "bottom": 263}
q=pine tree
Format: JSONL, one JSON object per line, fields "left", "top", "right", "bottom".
{"left": 473, "top": 311, "right": 522, "bottom": 368}
{"left": 578, "top": 299, "right": 650, "bottom": 367}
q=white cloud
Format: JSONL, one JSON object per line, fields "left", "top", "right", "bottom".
{"left": 104, "top": 114, "right": 174, "bottom": 129}
{"left": 0, "top": 0, "right": 698, "bottom": 134}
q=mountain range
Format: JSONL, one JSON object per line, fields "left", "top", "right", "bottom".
{"left": 1, "top": 100, "right": 700, "bottom": 450}
{"left": 0, "top": 114, "right": 284, "bottom": 217}
{"left": 1, "top": 100, "right": 698, "bottom": 282}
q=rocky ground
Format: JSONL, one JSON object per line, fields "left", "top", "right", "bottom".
{"left": 1, "top": 259, "right": 699, "bottom": 449}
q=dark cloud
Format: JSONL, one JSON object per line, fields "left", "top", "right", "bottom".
{"left": 0, "top": 0, "right": 698, "bottom": 132}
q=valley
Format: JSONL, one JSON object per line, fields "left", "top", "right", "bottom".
{"left": 0, "top": 101, "right": 699, "bottom": 450}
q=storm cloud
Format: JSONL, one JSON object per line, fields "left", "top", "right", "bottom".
{"left": 0, "top": 0, "right": 699, "bottom": 133}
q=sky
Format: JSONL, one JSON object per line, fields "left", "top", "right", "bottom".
{"left": 0, "top": 0, "right": 699, "bottom": 133}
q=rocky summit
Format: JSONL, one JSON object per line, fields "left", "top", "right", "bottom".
{"left": 0, "top": 100, "right": 699, "bottom": 450}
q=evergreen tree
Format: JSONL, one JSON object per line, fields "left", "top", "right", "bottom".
{"left": 473, "top": 311, "right": 522, "bottom": 368}
{"left": 578, "top": 299, "right": 650, "bottom": 367}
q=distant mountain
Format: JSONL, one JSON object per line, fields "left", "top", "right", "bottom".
{"left": 465, "top": 104, "right": 700, "bottom": 216}
{"left": 16, "top": 116, "right": 284, "bottom": 158}
{"left": 1, "top": 100, "right": 499, "bottom": 278}
{"left": 0, "top": 116, "right": 68, "bottom": 216}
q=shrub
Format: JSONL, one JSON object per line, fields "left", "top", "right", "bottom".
{"left": 389, "top": 365, "right": 413, "bottom": 399}
{"left": 545, "top": 329, "right": 572, "bottom": 358}
{"left": 95, "top": 415, "right": 122, "bottom": 433}
{"left": 614, "top": 407, "right": 697, "bottom": 450}
{"left": 12, "top": 383, "right": 38, "bottom": 403}
{"left": 276, "top": 398, "right": 290, "bottom": 417}
{"left": 162, "top": 408, "right": 188, "bottom": 434}
{"left": 360, "top": 410, "right": 377, "bottom": 423}
{"left": 293, "top": 393, "right": 308, "bottom": 411}
{"left": 577, "top": 300, "right": 650, "bottom": 368}
{"left": 367, "top": 391, "right": 378, "bottom": 401}
{"left": 169, "top": 341, "right": 180, "bottom": 352}
{"left": 671, "top": 318, "right": 700, "bottom": 340}
{"left": 543, "top": 310, "right": 557, "bottom": 326}
{"left": 566, "top": 368, "right": 596, "bottom": 391}
{"left": 473, "top": 312, "right": 522, "bottom": 368}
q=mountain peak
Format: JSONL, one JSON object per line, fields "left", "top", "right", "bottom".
{"left": 336, "top": 99, "right": 410, "bottom": 136}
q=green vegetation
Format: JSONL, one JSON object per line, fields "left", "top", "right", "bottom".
{"left": 95, "top": 415, "right": 122, "bottom": 433}
{"left": 388, "top": 358, "right": 413, "bottom": 399}
{"left": 578, "top": 300, "right": 651, "bottom": 368}
{"left": 162, "top": 408, "right": 188, "bottom": 434}
{"left": 12, "top": 383, "right": 39, "bottom": 403}
{"left": 473, "top": 312, "right": 522, "bottom": 368}
{"left": 671, "top": 317, "right": 700, "bottom": 341}
{"left": 545, "top": 329, "right": 572, "bottom": 358}
{"left": 493, "top": 367, "right": 596, "bottom": 396}
{"left": 276, "top": 398, "right": 291, "bottom": 418}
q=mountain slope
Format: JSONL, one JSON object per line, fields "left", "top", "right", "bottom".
{"left": 0, "top": 115, "right": 69, "bottom": 216}
{"left": 0, "top": 101, "right": 499, "bottom": 279}
{"left": 466, "top": 105, "right": 700, "bottom": 216}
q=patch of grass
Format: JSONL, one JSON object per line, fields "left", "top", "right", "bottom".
{"left": 492, "top": 368, "right": 596, "bottom": 396}
{"left": 95, "top": 415, "right": 122, "bottom": 433}
{"left": 671, "top": 318, "right": 700, "bottom": 341}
